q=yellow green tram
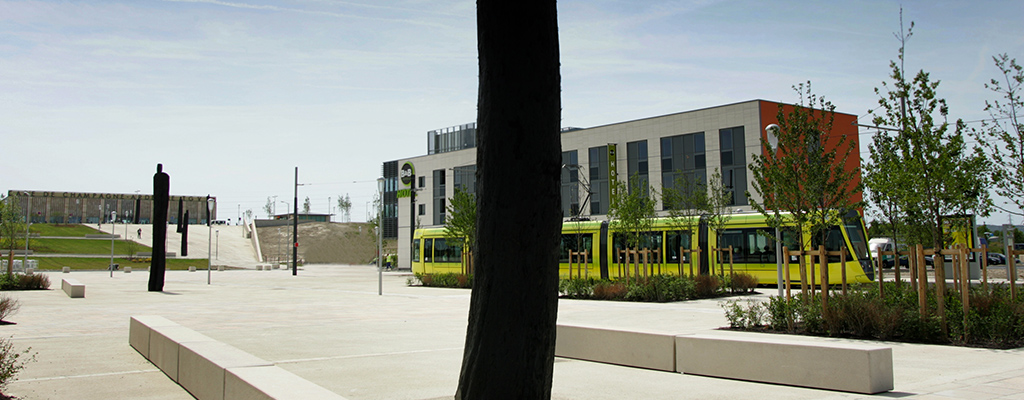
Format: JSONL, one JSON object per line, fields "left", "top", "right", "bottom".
{"left": 411, "top": 212, "right": 874, "bottom": 285}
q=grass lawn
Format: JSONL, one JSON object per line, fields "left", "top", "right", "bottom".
{"left": 29, "top": 224, "right": 105, "bottom": 237}
{"left": 29, "top": 238, "right": 151, "bottom": 255}
{"left": 34, "top": 257, "right": 208, "bottom": 271}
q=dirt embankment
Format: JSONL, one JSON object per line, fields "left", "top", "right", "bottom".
{"left": 257, "top": 222, "right": 377, "bottom": 265}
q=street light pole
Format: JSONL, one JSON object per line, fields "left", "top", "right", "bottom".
{"left": 110, "top": 211, "right": 116, "bottom": 278}
{"left": 766, "top": 124, "right": 784, "bottom": 297}
{"left": 207, "top": 196, "right": 214, "bottom": 285}
{"left": 216, "top": 230, "right": 219, "bottom": 260}
{"left": 293, "top": 167, "right": 299, "bottom": 276}
{"left": 377, "top": 177, "right": 384, "bottom": 296}
{"left": 23, "top": 192, "right": 30, "bottom": 272}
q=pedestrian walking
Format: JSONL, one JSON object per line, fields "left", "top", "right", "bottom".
{"left": 137, "top": 228, "right": 142, "bottom": 239}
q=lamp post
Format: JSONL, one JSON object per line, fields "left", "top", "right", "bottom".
{"left": 110, "top": 211, "right": 116, "bottom": 277}
{"left": 215, "top": 230, "right": 220, "bottom": 260}
{"left": 377, "top": 177, "right": 384, "bottom": 296}
{"left": 207, "top": 196, "right": 214, "bottom": 285}
{"left": 23, "top": 192, "right": 30, "bottom": 272}
{"left": 765, "top": 124, "right": 783, "bottom": 297}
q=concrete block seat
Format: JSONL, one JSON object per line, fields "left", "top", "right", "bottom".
{"left": 676, "top": 332, "right": 893, "bottom": 394}
{"left": 61, "top": 278, "right": 85, "bottom": 298}
{"left": 555, "top": 324, "right": 677, "bottom": 372}
{"left": 129, "top": 316, "right": 346, "bottom": 400}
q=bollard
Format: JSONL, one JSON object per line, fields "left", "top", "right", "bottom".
{"left": 256, "top": 265, "right": 263, "bottom": 271}
{"left": 63, "top": 266, "right": 70, "bottom": 273}
{"left": 25, "top": 268, "right": 34, "bottom": 275}
{"left": 124, "top": 266, "right": 132, "bottom": 273}
{"left": 189, "top": 266, "right": 196, "bottom": 272}
{"left": 217, "top": 265, "right": 224, "bottom": 271}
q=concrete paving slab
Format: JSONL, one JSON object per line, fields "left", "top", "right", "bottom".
{"left": 1, "top": 265, "right": 1022, "bottom": 400}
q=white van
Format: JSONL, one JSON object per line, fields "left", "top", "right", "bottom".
{"left": 868, "top": 237, "right": 897, "bottom": 268}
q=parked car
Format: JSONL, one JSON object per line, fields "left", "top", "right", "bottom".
{"left": 987, "top": 252, "right": 1006, "bottom": 265}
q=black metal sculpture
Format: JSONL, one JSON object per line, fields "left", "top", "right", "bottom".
{"left": 149, "top": 164, "right": 169, "bottom": 292}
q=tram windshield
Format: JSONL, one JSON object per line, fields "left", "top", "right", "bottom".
{"left": 843, "top": 219, "right": 870, "bottom": 263}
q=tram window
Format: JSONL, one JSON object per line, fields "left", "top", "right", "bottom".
{"left": 612, "top": 232, "right": 663, "bottom": 263}
{"left": 424, "top": 239, "right": 433, "bottom": 262}
{"left": 560, "top": 234, "right": 593, "bottom": 263}
{"left": 666, "top": 231, "right": 691, "bottom": 263}
{"left": 719, "top": 230, "right": 746, "bottom": 263}
{"left": 843, "top": 221, "right": 869, "bottom": 262}
{"left": 433, "top": 238, "right": 463, "bottom": 263}
{"left": 720, "top": 229, "right": 779, "bottom": 264}
{"left": 413, "top": 239, "right": 421, "bottom": 262}
{"left": 812, "top": 227, "right": 850, "bottom": 263}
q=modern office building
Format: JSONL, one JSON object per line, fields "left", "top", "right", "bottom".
{"left": 6, "top": 190, "right": 217, "bottom": 225}
{"left": 382, "top": 100, "right": 862, "bottom": 270}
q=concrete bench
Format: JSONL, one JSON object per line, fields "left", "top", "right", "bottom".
{"left": 555, "top": 325, "right": 676, "bottom": 372}
{"left": 129, "top": 316, "right": 346, "bottom": 400}
{"left": 85, "top": 234, "right": 121, "bottom": 239}
{"left": 676, "top": 332, "right": 893, "bottom": 394}
{"left": 61, "top": 278, "right": 85, "bottom": 298}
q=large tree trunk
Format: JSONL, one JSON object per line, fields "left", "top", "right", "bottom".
{"left": 456, "top": 1, "right": 561, "bottom": 399}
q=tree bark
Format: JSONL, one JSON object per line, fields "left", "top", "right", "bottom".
{"left": 456, "top": 1, "right": 561, "bottom": 399}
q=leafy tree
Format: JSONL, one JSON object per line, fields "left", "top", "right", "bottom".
{"left": 263, "top": 197, "right": 274, "bottom": 219}
{"left": 457, "top": 0, "right": 561, "bottom": 397}
{"left": 608, "top": 173, "right": 658, "bottom": 251}
{"left": 705, "top": 168, "right": 734, "bottom": 254}
{"left": 444, "top": 187, "right": 477, "bottom": 252}
{"left": 973, "top": 54, "right": 1024, "bottom": 216}
{"left": 871, "top": 59, "right": 991, "bottom": 249}
{"left": 337, "top": 194, "right": 352, "bottom": 223}
{"left": 748, "top": 82, "right": 863, "bottom": 253}
{"left": 0, "top": 196, "right": 25, "bottom": 276}
{"left": 302, "top": 196, "right": 311, "bottom": 214}
{"left": 864, "top": 15, "right": 914, "bottom": 252}
{"left": 662, "top": 172, "right": 709, "bottom": 248}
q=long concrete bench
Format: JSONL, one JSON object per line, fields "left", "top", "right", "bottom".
{"left": 129, "top": 316, "right": 346, "bottom": 400}
{"left": 676, "top": 332, "right": 893, "bottom": 394}
{"left": 555, "top": 324, "right": 676, "bottom": 372}
{"left": 61, "top": 278, "right": 85, "bottom": 298}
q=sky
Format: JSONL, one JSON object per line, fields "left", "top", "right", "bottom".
{"left": 2, "top": 0, "right": 1023, "bottom": 224}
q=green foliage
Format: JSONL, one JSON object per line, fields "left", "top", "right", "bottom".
{"left": 748, "top": 82, "right": 862, "bottom": 252}
{"left": 608, "top": 173, "right": 658, "bottom": 250}
{"left": 974, "top": 54, "right": 1024, "bottom": 216}
{"left": 444, "top": 187, "right": 476, "bottom": 251}
{"left": 302, "top": 197, "right": 311, "bottom": 214}
{"left": 721, "top": 299, "right": 767, "bottom": 329}
{"left": 0, "top": 336, "right": 35, "bottom": 392}
{"left": 556, "top": 274, "right": 755, "bottom": 303}
{"left": 411, "top": 272, "right": 472, "bottom": 289}
{"left": 729, "top": 273, "right": 759, "bottom": 293}
{"left": 867, "top": 19, "right": 991, "bottom": 249}
{"left": 27, "top": 224, "right": 103, "bottom": 237}
{"left": 0, "top": 196, "right": 26, "bottom": 253}
{"left": 662, "top": 173, "right": 709, "bottom": 236}
{"left": 726, "top": 282, "right": 1024, "bottom": 348}
{"left": 0, "top": 273, "right": 50, "bottom": 291}
{"left": 28, "top": 238, "right": 150, "bottom": 255}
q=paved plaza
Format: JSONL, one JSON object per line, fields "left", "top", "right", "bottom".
{"left": 3, "top": 265, "right": 1024, "bottom": 399}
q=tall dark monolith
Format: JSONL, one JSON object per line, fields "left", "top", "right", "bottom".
{"left": 180, "top": 210, "right": 189, "bottom": 257}
{"left": 149, "top": 164, "right": 170, "bottom": 292}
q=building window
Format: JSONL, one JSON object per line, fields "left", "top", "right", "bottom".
{"left": 719, "top": 126, "right": 747, "bottom": 206}
{"left": 418, "top": 176, "right": 425, "bottom": 188}
{"left": 561, "top": 150, "right": 579, "bottom": 217}
{"left": 453, "top": 165, "right": 477, "bottom": 195}
{"left": 418, "top": 204, "right": 425, "bottom": 216}
{"left": 433, "top": 169, "right": 446, "bottom": 225}
{"left": 428, "top": 123, "right": 477, "bottom": 155}
{"left": 627, "top": 140, "right": 649, "bottom": 197}
{"left": 588, "top": 146, "right": 610, "bottom": 215}
{"left": 660, "top": 132, "right": 706, "bottom": 210}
